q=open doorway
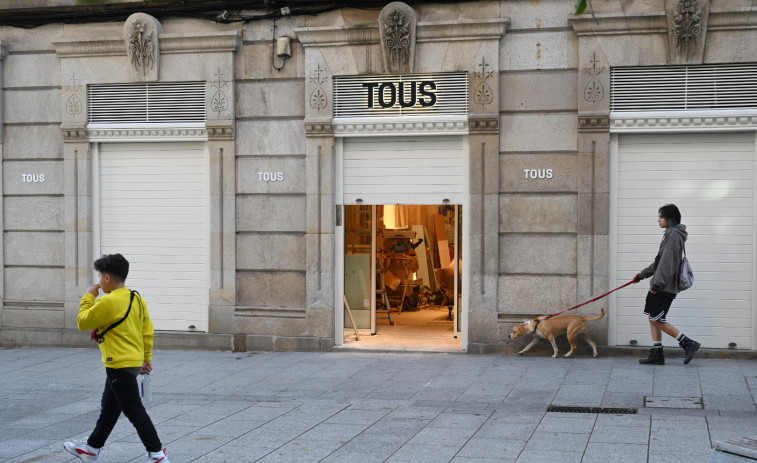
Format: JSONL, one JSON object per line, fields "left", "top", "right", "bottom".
{"left": 343, "top": 204, "right": 462, "bottom": 351}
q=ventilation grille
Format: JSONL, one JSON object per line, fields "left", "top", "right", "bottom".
{"left": 611, "top": 63, "right": 757, "bottom": 112}
{"left": 547, "top": 405, "right": 638, "bottom": 414}
{"left": 88, "top": 82, "right": 206, "bottom": 123}
{"left": 334, "top": 73, "right": 468, "bottom": 117}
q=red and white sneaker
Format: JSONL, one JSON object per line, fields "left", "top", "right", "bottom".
{"left": 63, "top": 440, "right": 100, "bottom": 462}
{"left": 144, "top": 448, "right": 170, "bottom": 463}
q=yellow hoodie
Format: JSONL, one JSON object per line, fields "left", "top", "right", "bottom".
{"left": 79, "top": 287, "right": 154, "bottom": 369}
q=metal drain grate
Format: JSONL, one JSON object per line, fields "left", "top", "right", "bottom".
{"left": 547, "top": 405, "right": 638, "bottom": 414}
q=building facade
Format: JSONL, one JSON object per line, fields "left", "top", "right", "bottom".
{"left": 1, "top": 0, "right": 756, "bottom": 353}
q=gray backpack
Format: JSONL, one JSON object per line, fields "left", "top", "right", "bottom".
{"left": 678, "top": 244, "right": 694, "bottom": 291}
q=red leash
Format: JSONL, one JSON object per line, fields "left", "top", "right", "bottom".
{"left": 544, "top": 279, "right": 637, "bottom": 319}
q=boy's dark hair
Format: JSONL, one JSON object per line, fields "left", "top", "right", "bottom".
{"left": 94, "top": 253, "right": 129, "bottom": 282}
{"left": 659, "top": 204, "right": 681, "bottom": 226}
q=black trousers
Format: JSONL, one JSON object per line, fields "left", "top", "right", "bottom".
{"left": 88, "top": 368, "right": 162, "bottom": 452}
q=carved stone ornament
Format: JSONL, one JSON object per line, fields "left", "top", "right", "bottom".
{"left": 666, "top": 0, "right": 710, "bottom": 64}
{"left": 123, "top": 13, "right": 162, "bottom": 82}
{"left": 379, "top": 2, "right": 417, "bottom": 74}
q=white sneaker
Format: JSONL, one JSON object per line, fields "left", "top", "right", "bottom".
{"left": 63, "top": 440, "right": 100, "bottom": 462}
{"left": 145, "top": 448, "right": 170, "bottom": 463}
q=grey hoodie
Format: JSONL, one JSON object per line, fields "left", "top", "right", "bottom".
{"left": 639, "top": 224, "right": 688, "bottom": 295}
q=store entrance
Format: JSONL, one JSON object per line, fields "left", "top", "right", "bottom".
{"left": 343, "top": 204, "right": 462, "bottom": 351}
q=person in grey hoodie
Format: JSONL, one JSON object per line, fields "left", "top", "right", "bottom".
{"left": 633, "top": 204, "right": 700, "bottom": 365}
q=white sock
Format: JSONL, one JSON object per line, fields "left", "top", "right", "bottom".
{"left": 653, "top": 341, "right": 662, "bottom": 348}
{"left": 676, "top": 333, "right": 685, "bottom": 342}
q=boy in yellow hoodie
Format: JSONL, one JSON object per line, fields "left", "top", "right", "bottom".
{"left": 64, "top": 254, "right": 170, "bottom": 463}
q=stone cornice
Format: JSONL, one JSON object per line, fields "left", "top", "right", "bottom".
{"left": 295, "top": 18, "right": 509, "bottom": 47}
{"left": 304, "top": 121, "right": 334, "bottom": 137}
{"left": 206, "top": 121, "right": 235, "bottom": 140}
{"left": 579, "top": 113, "right": 610, "bottom": 133}
{"left": 468, "top": 116, "right": 499, "bottom": 134}
{"left": 332, "top": 116, "right": 468, "bottom": 137}
{"left": 53, "top": 31, "right": 240, "bottom": 58}
{"left": 0, "top": 41, "right": 8, "bottom": 61}
{"left": 86, "top": 124, "right": 208, "bottom": 141}
{"left": 610, "top": 110, "right": 757, "bottom": 133}
{"left": 61, "top": 125, "right": 88, "bottom": 143}
{"left": 570, "top": 9, "right": 757, "bottom": 36}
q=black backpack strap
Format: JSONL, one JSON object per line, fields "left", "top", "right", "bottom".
{"left": 95, "top": 290, "right": 136, "bottom": 343}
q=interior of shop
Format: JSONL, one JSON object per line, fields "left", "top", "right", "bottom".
{"left": 343, "top": 204, "right": 462, "bottom": 351}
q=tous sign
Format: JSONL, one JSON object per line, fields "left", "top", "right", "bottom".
{"left": 258, "top": 172, "right": 284, "bottom": 182}
{"left": 22, "top": 173, "right": 45, "bottom": 183}
{"left": 523, "top": 169, "right": 553, "bottom": 179}
{"left": 362, "top": 81, "right": 437, "bottom": 109}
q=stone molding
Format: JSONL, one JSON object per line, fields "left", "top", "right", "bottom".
{"left": 61, "top": 125, "right": 88, "bottom": 143}
{"left": 332, "top": 116, "right": 468, "bottom": 137}
{"left": 235, "top": 307, "right": 307, "bottom": 319}
{"left": 610, "top": 110, "right": 757, "bottom": 132}
{"left": 570, "top": 9, "right": 757, "bottom": 37}
{"left": 468, "top": 116, "right": 499, "bottom": 134}
{"left": 579, "top": 114, "right": 611, "bottom": 132}
{"left": 295, "top": 18, "right": 509, "bottom": 47}
{"left": 304, "top": 121, "right": 334, "bottom": 137}
{"left": 206, "top": 122, "right": 234, "bottom": 140}
{"left": 86, "top": 124, "right": 208, "bottom": 141}
{"left": 0, "top": 41, "right": 8, "bottom": 60}
{"left": 53, "top": 31, "right": 241, "bottom": 58}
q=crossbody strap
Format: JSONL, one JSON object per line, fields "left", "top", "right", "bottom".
{"left": 95, "top": 290, "right": 136, "bottom": 343}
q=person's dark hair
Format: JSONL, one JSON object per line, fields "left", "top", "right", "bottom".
{"left": 659, "top": 204, "right": 681, "bottom": 227}
{"left": 94, "top": 253, "right": 129, "bottom": 282}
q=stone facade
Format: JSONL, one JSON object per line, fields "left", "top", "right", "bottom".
{"left": 0, "top": 0, "right": 755, "bottom": 352}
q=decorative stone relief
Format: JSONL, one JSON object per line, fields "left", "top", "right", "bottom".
{"left": 309, "top": 63, "right": 330, "bottom": 113}
{"left": 379, "top": 2, "right": 417, "bottom": 74}
{"left": 473, "top": 57, "right": 495, "bottom": 107}
{"left": 208, "top": 68, "right": 232, "bottom": 119}
{"left": 578, "top": 48, "right": 610, "bottom": 119}
{"left": 582, "top": 52, "right": 605, "bottom": 104}
{"left": 123, "top": 13, "right": 162, "bottom": 82}
{"left": 62, "top": 73, "right": 85, "bottom": 123}
{"left": 666, "top": 0, "right": 710, "bottom": 64}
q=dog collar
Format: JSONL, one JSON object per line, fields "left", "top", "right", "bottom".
{"left": 532, "top": 318, "right": 541, "bottom": 333}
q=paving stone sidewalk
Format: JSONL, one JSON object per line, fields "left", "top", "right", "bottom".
{"left": 1, "top": 347, "right": 756, "bottom": 463}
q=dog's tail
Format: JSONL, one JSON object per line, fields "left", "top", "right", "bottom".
{"left": 581, "top": 307, "right": 605, "bottom": 321}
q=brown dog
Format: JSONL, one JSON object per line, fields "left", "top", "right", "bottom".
{"left": 508, "top": 308, "right": 606, "bottom": 358}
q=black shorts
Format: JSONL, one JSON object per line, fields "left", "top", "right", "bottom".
{"left": 643, "top": 291, "right": 676, "bottom": 322}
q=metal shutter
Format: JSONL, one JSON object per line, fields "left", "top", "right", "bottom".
{"left": 88, "top": 82, "right": 206, "bottom": 123}
{"left": 98, "top": 142, "right": 209, "bottom": 331}
{"left": 341, "top": 136, "right": 465, "bottom": 205}
{"left": 614, "top": 132, "right": 755, "bottom": 349}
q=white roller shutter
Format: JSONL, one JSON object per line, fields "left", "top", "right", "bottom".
{"left": 614, "top": 132, "right": 755, "bottom": 349}
{"left": 342, "top": 136, "right": 465, "bottom": 205}
{"left": 98, "top": 142, "right": 209, "bottom": 331}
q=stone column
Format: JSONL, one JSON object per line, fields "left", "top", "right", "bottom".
{"left": 0, "top": 41, "right": 7, "bottom": 331}
{"left": 207, "top": 121, "right": 236, "bottom": 333}
{"left": 576, "top": 43, "right": 611, "bottom": 343}
{"left": 468, "top": 47, "right": 503, "bottom": 350}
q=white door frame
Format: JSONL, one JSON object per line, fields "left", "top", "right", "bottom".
{"left": 334, "top": 134, "right": 470, "bottom": 350}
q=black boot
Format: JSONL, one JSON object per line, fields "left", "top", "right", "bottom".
{"left": 639, "top": 347, "right": 665, "bottom": 365}
{"left": 679, "top": 336, "right": 700, "bottom": 365}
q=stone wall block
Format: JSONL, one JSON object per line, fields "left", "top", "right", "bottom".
{"left": 234, "top": 314, "right": 308, "bottom": 337}
{"left": 4, "top": 89, "right": 60, "bottom": 124}
{"left": 237, "top": 271, "right": 306, "bottom": 308}
{"left": 208, "top": 304, "right": 234, "bottom": 333}
{"left": 236, "top": 120, "right": 306, "bottom": 156}
{"left": 4, "top": 197, "right": 63, "bottom": 231}
{"left": 577, "top": 193, "right": 593, "bottom": 236}
{"left": 467, "top": 311, "right": 499, "bottom": 344}
{"left": 593, "top": 193, "right": 609, "bottom": 235}
{"left": 594, "top": 235, "right": 609, "bottom": 279}
{"left": 598, "top": 35, "right": 669, "bottom": 67}
{"left": 500, "top": 234, "right": 576, "bottom": 274}
{"left": 501, "top": 71, "right": 577, "bottom": 112}
{"left": 705, "top": 30, "right": 757, "bottom": 63}
{"left": 500, "top": 113, "right": 578, "bottom": 153}
{"left": 236, "top": 195, "right": 306, "bottom": 232}
{"left": 236, "top": 42, "right": 301, "bottom": 81}
{"left": 237, "top": 81, "right": 305, "bottom": 118}
{"left": 499, "top": 195, "right": 577, "bottom": 233}
{"left": 237, "top": 157, "right": 306, "bottom": 194}
{"left": 3, "top": 160, "right": 62, "bottom": 195}
{"left": 4, "top": 126, "right": 63, "bottom": 160}
{"left": 500, "top": 154, "right": 577, "bottom": 193}
{"left": 5, "top": 232, "right": 64, "bottom": 266}
{"left": 501, "top": 0, "right": 575, "bottom": 30}
{"left": 5, "top": 53, "right": 60, "bottom": 88}
{"left": 498, "top": 275, "right": 576, "bottom": 314}
{"left": 237, "top": 233, "right": 306, "bottom": 270}
{"left": 5, "top": 268, "right": 63, "bottom": 302}
{"left": 307, "top": 306, "right": 333, "bottom": 338}
{"left": 500, "top": 30, "right": 574, "bottom": 71}
{"left": 2, "top": 309, "right": 64, "bottom": 328}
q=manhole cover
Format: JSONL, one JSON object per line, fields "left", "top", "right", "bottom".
{"left": 547, "top": 405, "right": 637, "bottom": 414}
{"left": 644, "top": 396, "right": 703, "bottom": 409}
